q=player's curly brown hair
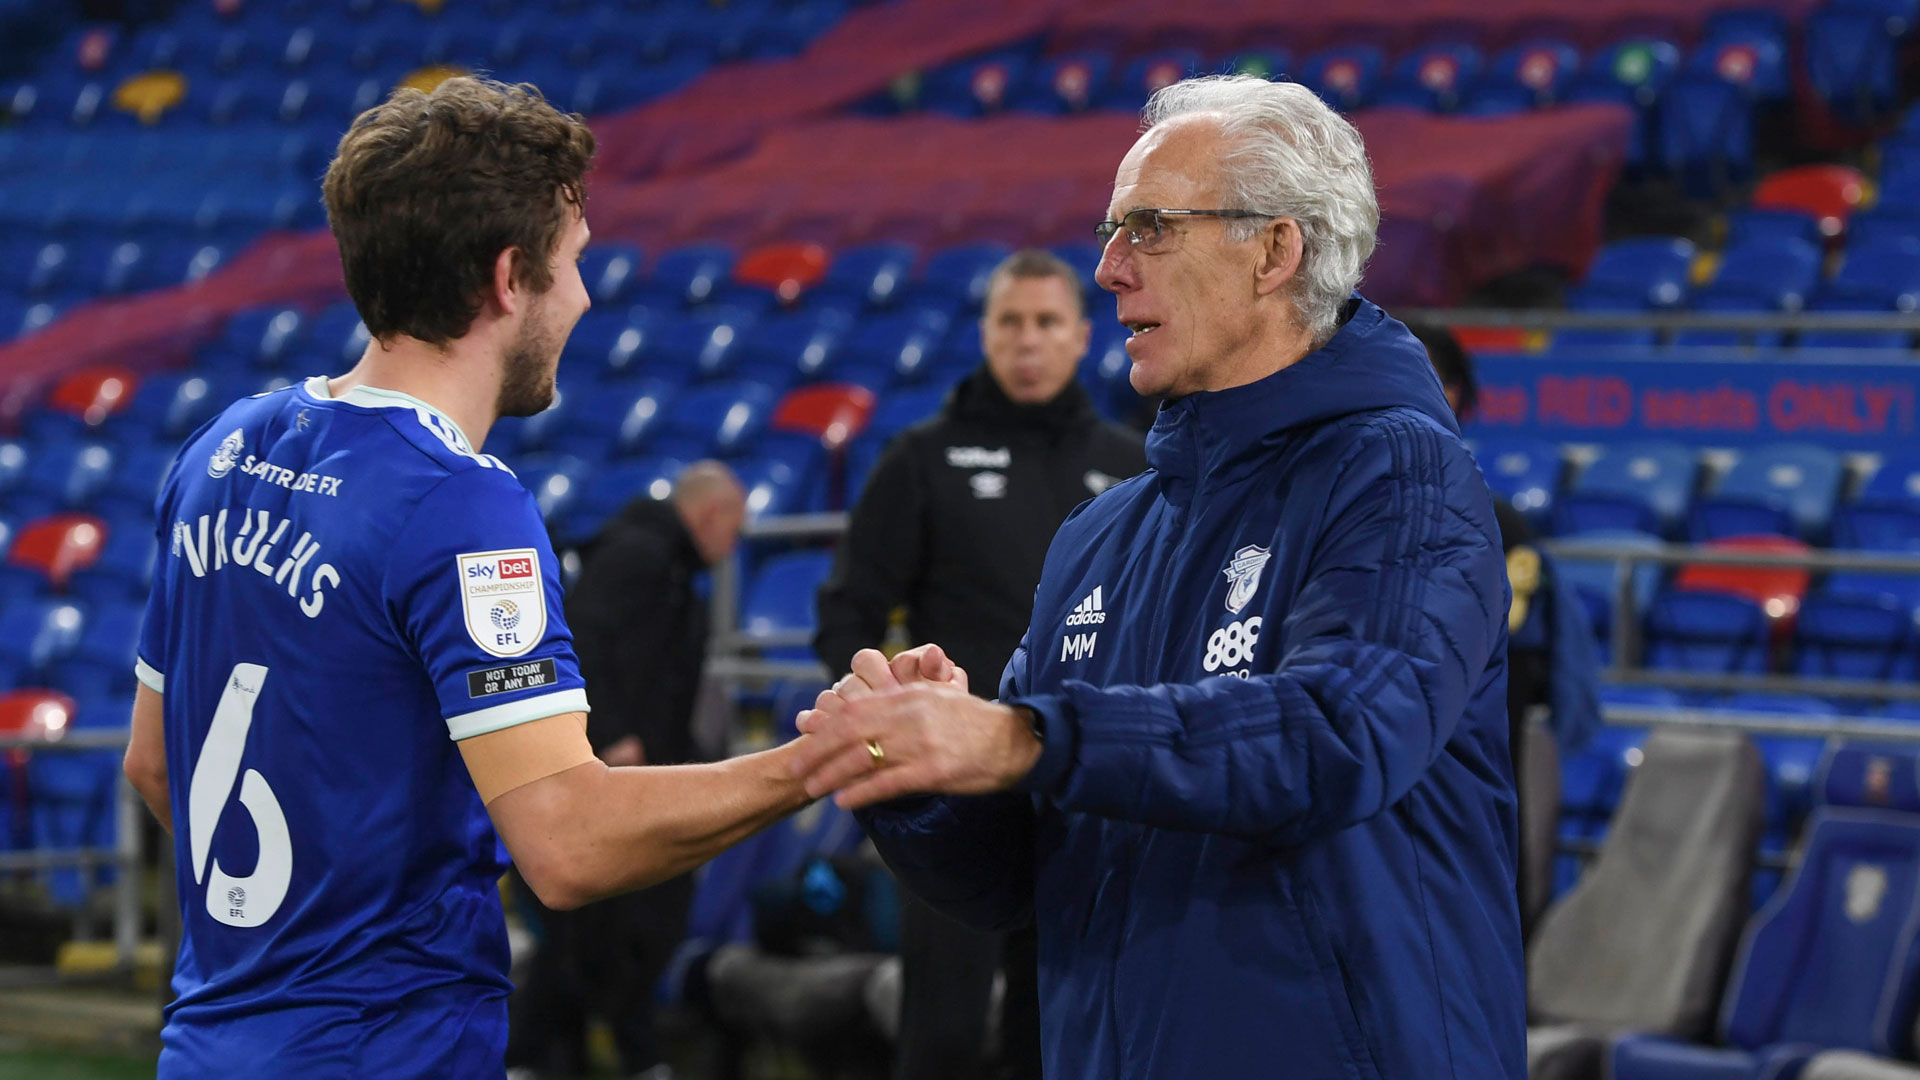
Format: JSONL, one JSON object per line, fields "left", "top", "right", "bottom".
{"left": 321, "top": 76, "right": 596, "bottom": 347}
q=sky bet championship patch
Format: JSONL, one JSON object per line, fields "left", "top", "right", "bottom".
{"left": 457, "top": 548, "right": 546, "bottom": 658}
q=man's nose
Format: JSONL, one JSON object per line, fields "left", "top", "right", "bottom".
{"left": 1095, "top": 231, "right": 1135, "bottom": 293}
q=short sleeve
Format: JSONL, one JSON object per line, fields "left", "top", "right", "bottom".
{"left": 384, "top": 466, "right": 589, "bottom": 740}
{"left": 135, "top": 452, "right": 185, "bottom": 694}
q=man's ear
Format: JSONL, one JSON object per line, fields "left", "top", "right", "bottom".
{"left": 489, "top": 246, "right": 524, "bottom": 317}
{"left": 1253, "top": 217, "right": 1304, "bottom": 298}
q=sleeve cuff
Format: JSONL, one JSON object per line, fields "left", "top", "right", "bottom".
{"left": 134, "top": 657, "right": 164, "bottom": 694}
{"left": 1008, "top": 694, "right": 1075, "bottom": 795}
{"left": 446, "top": 687, "right": 590, "bottom": 741}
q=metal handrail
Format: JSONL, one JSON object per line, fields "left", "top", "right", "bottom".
{"left": 1, "top": 728, "right": 143, "bottom": 972}
{"left": 1544, "top": 540, "right": 1920, "bottom": 574}
{"left": 1400, "top": 306, "right": 1920, "bottom": 333}
{"left": 1603, "top": 705, "right": 1920, "bottom": 741}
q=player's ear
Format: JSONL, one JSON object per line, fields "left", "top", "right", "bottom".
{"left": 490, "top": 246, "right": 523, "bottom": 317}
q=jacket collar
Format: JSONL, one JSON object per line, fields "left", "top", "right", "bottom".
{"left": 1145, "top": 297, "right": 1460, "bottom": 491}
{"left": 946, "top": 366, "right": 1101, "bottom": 432}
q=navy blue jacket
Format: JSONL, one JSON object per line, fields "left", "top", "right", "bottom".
{"left": 859, "top": 298, "right": 1526, "bottom": 1080}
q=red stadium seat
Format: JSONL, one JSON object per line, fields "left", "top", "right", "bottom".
{"left": 771, "top": 383, "right": 876, "bottom": 450}
{"left": 0, "top": 689, "right": 77, "bottom": 741}
{"left": 735, "top": 242, "right": 831, "bottom": 303}
{"left": 1751, "top": 165, "right": 1870, "bottom": 239}
{"left": 44, "top": 365, "right": 140, "bottom": 428}
{"left": 6, "top": 514, "right": 109, "bottom": 590}
{"left": 1675, "top": 535, "right": 1813, "bottom": 639}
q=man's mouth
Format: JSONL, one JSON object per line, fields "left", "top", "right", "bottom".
{"left": 1123, "top": 321, "right": 1161, "bottom": 337}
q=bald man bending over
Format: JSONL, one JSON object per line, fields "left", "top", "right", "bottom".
{"left": 507, "top": 461, "right": 749, "bottom": 1080}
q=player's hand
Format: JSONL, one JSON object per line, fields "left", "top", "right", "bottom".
{"left": 600, "top": 735, "right": 644, "bottom": 768}
{"left": 787, "top": 683, "right": 1041, "bottom": 810}
{"left": 795, "top": 645, "right": 967, "bottom": 737}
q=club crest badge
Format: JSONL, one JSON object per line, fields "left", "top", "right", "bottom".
{"left": 1222, "top": 544, "right": 1272, "bottom": 615}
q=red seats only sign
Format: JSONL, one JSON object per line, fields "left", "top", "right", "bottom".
{"left": 1469, "top": 355, "right": 1920, "bottom": 448}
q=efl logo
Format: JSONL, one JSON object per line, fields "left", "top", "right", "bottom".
{"left": 498, "top": 557, "right": 534, "bottom": 580}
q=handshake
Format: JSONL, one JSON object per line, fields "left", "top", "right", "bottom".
{"left": 787, "top": 644, "right": 1045, "bottom": 810}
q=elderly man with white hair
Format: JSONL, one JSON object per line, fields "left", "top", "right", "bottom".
{"left": 791, "top": 75, "right": 1523, "bottom": 1080}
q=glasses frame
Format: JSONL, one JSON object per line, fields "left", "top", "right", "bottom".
{"left": 1094, "top": 208, "right": 1278, "bottom": 250}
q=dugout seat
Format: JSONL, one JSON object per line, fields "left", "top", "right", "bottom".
{"left": 1527, "top": 730, "right": 1764, "bottom": 1080}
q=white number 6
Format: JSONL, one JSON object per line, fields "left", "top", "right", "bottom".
{"left": 186, "top": 663, "right": 291, "bottom": 928}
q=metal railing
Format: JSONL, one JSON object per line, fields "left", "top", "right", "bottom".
{"left": 708, "top": 517, "right": 1920, "bottom": 731}
{"left": 1400, "top": 307, "right": 1920, "bottom": 334}
{"left": 1543, "top": 539, "right": 1920, "bottom": 702}
{"left": 0, "top": 728, "right": 143, "bottom": 974}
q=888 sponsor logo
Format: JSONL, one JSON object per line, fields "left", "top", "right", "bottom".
{"left": 1203, "top": 616, "right": 1262, "bottom": 675}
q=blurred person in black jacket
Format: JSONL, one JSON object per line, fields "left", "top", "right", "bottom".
{"left": 814, "top": 250, "right": 1146, "bottom": 1080}
{"left": 507, "top": 461, "right": 747, "bottom": 1080}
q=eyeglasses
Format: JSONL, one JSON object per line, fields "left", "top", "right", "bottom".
{"left": 1094, "top": 208, "right": 1277, "bottom": 253}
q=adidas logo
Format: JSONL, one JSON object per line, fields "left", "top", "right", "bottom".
{"left": 1065, "top": 586, "right": 1107, "bottom": 626}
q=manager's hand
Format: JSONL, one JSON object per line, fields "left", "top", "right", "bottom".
{"left": 790, "top": 649, "right": 1039, "bottom": 810}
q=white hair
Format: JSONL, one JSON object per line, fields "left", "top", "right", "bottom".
{"left": 1142, "top": 75, "right": 1379, "bottom": 345}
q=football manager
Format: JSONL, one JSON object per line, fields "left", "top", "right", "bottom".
{"left": 788, "top": 74, "right": 1524, "bottom": 1080}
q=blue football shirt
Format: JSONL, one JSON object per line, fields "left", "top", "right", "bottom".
{"left": 136, "top": 376, "right": 589, "bottom": 1077}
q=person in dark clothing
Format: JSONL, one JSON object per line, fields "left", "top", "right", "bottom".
{"left": 1409, "top": 318, "right": 1603, "bottom": 935}
{"left": 507, "top": 462, "right": 748, "bottom": 1080}
{"left": 814, "top": 250, "right": 1146, "bottom": 1080}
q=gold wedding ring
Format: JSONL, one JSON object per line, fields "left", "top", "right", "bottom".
{"left": 866, "top": 739, "right": 886, "bottom": 767}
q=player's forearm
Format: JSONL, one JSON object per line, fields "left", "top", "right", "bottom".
{"left": 124, "top": 764, "right": 172, "bottom": 834}
{"left": 520, "top": 742, "right": 813, "bottom": 908}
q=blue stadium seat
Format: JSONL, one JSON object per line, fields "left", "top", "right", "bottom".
{"left": 551, "top": 379, "right": 677, "bottom": 462}
{"left": 1100, "top": 49, "right": 1204, "bottom": 112}
{"left": 1469, "top": 436, "right": 1560, "bottom": 525}
{"left": 1572, "top": 236, "right": 1696, "bottom": 309}
{"left": 1480, "top": 40, "right": 1581, "bottom": 107}
{"left": 1835, "top": 451, "right": 1920, "bottom": 555}
{"left": 864, "top": 386, "right": 949, "bottom": 445}
{"left": 49, "top": 598, "right": 142, "bottom": 703}
{"left": 736, "top": 309, "right": 852, "bottom": 386}
{"left": 1725, "top": 208, "right": 1820, "bottom": 249}
{"left": 649, "top": 381, "right": 777, "bottom": 459}
{"left": 27, "top": 749, "right": 120, "bottom": 908}
{"left": 651, "top": 311, "right": 754, "bottom": 384}
{"left": 1794, "top": 592, "right": 1917, "bottom": 681}
{"left": 510, "top": 453, "right": 590, "bottom": 524}
{"left": 90, "top": 441, "right": 175, "bottom": 524}
{"left": 918, "top": 244, "right": 1012, "bottom": 311}
{"left": 637, "top": 243, "right": 736, "bottom": 309}
{"left": 1555, "top": 529, "right": 1665, "bottom": 661}
{"left": 1577, "top": 37, "right": 1682, "bottom": 106}
{"left": 0, "top": 599, "right": 86, "bottom": 687}
{"left": 578, "top": 243, "right": 644, "bottom": 307}
{"left": 558, "top": 312, "right": 648, "bottom": 382}
{"left": 1300, "top": 44, "right": 1385, "bottom": 113}
{"left": 1684, "top": 34, "right": 1788, "bottom": 102}
{"left": 555, "top": 457, "right": 684, "bottom": 548}
{"left": 920, "top": 53, "right": 1031, "bottom": 117}
{"left": 14, "top": 442, "right": 116, "bottom": 516}
{"left": 67, "top": 517, "right": 156, "bottom": 607}
{"left": 1610, "top": 743, "right": 1920, "bottom": 1080}
{"left": 1010, "top": 54, "right": 1114, "bottom": 114}
{"left": 1552, "top": 290, "right": 1659, "bottom": 348}
{"left": 1805, "top": 8, "right": 1900, "bottom": 125}
{"left": 734, "top": 445, "right": 824, "bottom": 519}
{"left": 815, "top": 242, "right": 917, "bottom": 310}
{"left": 835, "top": 309, "right": 952, "bottom": 390}
{"left": 1557, "top": 440, "right": 1699, "bottom": 537}
{"left": 302, "top": 301, "right": 369, "bottom": 369}
{"left": 1377, "top": 42, "right": 1483, "bottom": 111}
{"left": 741, "top": 549, "right": 833, "bottom": 639}
{"left": 1798, "top": 294, "right": 1914, "bottom": 350}
{"left": 1644, "top": 589, "right": 1770, "bottom": 673}
{"left": 1656, "top": 74, "right": 1755, "bottom": 197}
{"left": 208, "top": 306, "right": 306, "bottom": 371}
{"left": 1690, "top": 443, "right": 1844, "bottom": 542}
